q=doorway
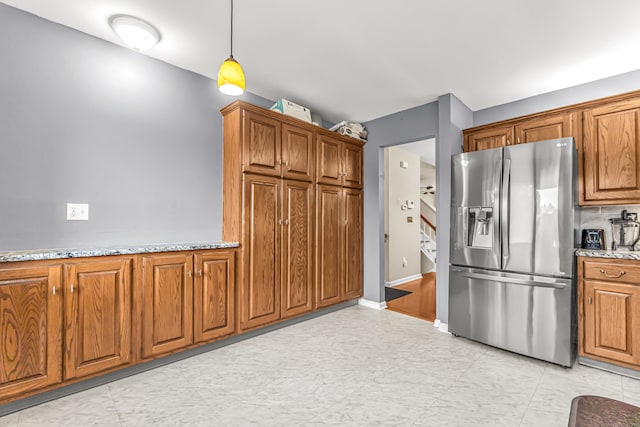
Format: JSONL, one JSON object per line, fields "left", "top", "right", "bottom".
{"left": 383, "top": 139, "right": 437, "bottom": 322}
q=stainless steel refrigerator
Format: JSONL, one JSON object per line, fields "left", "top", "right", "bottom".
{"left": 449, "top": 137, "right": 578, "bottom": 367}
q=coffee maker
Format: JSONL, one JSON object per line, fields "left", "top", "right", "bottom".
{"left": 610, "top": 210, "right": 640, "bottom": 251}
{"left": 581, "top": 229, "right": 605, "bottom": 250}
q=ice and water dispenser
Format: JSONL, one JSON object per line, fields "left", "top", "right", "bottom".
{"left": 467, "top": 207, "right": 493, "bottom": 248}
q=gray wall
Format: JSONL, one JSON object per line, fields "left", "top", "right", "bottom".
{"left": 0, "top": 4, "right": 272, "bottom": 250}
{"left": 435, "top": 94, "right": 473, "bottom": 324}
{"left": 362, "top": 102, "right": 438, "bottom": 303}
{"left": 364, "top": 71, "right": 640, "bottom": 325}
{"left": 474, "top": 69, "right": 640, "bottom": 126}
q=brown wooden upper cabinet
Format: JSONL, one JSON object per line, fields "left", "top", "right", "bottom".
{"left": 515, "top": 113, "right": 576, "bottom": 145}
{"left": 464, "top": 112, "right": 576, "bottom": 152}
{"left": 464, "top": 124, "right": 513, "bottom": 152}
{"left": 0, "top": 265, "right": 62, "bottom": 400}
{"left": 141, "top": 250, "right": 235, "bottom": 359}
{"left": 582, "top": 97, "right": 640, "bottom": 205}
{"left": 64, "top": 258, "right": 132, "bottom": 380}
{"left": 243, "top": 110, "right": 314, "bottom": 181}
{"left": 317, "top": 134, "right": 363, "bottom": 189}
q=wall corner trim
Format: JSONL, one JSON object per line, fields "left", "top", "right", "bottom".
{"left": 434, "top": 319, "right": 450, "bottom": 334}
{"left": 358, "top": 298, "right": 387, "bottom": 310}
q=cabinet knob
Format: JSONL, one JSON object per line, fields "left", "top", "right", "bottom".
{"left": 187, "top": 271, "right": 193, "bottom": 278}
{"left": 198, "top": 269, "right": 203, "bottom": 277}
{"left": 70, "top": 284, "right": 75, "bottom": 293}
{"left": 588, "top": 296, "right": 593, "bottom": 305}
{"left": 278, "top": 219, "right": 283, "bottom": 225}
{"left": 52, "top": 286, "right": 56, "bottom": 296}
{"left": 599, "top": 269, "right": 625, "bottom": 279}
{"left": 284, "top": 218, "right": 289, "bottom": 225}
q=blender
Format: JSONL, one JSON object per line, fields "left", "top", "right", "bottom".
{"left": 610, "top": 210, "right": 640, "bottom": 251}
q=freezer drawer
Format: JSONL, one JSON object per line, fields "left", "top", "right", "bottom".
{"left": 449, "top": 266, "right": 575, "bottom": 367}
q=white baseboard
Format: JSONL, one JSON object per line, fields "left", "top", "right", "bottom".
{"left": 358, "top": 298, "right": 387, "bottom": 310}
{"left": 434, "top": 319, "right": 449, "bottom": 334}
{"left": 385, "top": 274, "right": 422, "bottom": 287}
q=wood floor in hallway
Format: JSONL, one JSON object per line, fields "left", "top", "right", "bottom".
{"left": 386, "top": 272, "right": 436, "bottom": 322}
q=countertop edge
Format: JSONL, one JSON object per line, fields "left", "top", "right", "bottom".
{"left": 575, "top": 248, "right": 640, "bottom": 261}
{"left": 0, "top": 242, "right": 240, "bottom": 263}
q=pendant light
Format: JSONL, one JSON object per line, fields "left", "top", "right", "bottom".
{"left": 218, "top": 0, "right": 245, "bottom": 96}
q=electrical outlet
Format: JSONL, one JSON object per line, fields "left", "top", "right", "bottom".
{"left": 67, "top": 203, "right": 89, "bottom": 220}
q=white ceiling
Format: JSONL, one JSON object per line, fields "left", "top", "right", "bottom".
{"left": 4, "top": 0, "right": 640, "bottom": 123}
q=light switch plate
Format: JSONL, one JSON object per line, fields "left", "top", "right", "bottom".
{"left": 67, "top": 203, "right": 89, "bottom": 220}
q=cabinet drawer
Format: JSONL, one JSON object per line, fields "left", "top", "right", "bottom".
{"left": 583, "top": 259, "right": 640, "bottom": 283}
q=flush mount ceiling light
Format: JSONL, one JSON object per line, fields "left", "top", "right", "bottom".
{"left": 217, "top": 0, "right": 246, "bottom": 96}
{"left": 109, "top": 15, "right": 161, "bottom": 51}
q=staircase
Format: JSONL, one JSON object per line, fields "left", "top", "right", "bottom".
{"left": 420, "top": 215, "right": 436, "bottom": 263}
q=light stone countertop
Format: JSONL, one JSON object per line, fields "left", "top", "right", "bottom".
{"left": 0, "top": 241, "right": 239, "bottom": 263}
{"left": 575, "top": 248, "right": 640, "bottom": 261}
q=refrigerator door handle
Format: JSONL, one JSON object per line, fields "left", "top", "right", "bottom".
{"left": 458, "top": 271, "right": 567, "bottom": 289}
{"left": 501, "top": 158, "right": 511, "bottom": 265}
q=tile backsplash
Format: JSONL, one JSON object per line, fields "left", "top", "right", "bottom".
{"left": 580, "top": 205, "right": 640, "bottom": 250}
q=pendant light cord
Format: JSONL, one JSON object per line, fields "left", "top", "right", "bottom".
{"left": 230, "top": 0, "right": 234, "bottom": 57}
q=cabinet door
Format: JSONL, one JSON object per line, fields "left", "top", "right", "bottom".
{"left": 515, "top": 112, "right": 576, "bottom": 144}
{"left": 243, "top": 110, "right": 282, "bottom": 177}
{"left": 316, "top": 134, "right": 343, "bottom": 186}
{"left": 193, "top": 251, "right": 235, "bottom": 343}
{"left": 242, "top": 174, "right": 281, "bottom": 330}
{"left": 316, "top": 185, "right": 343, "bottom": 308}
{"left": 141, "top": 254, "right": 193, "bottom": 358}
{"left": 0, "top": 266, "right": 62, "bottom": 399}
{"left": 583, "top": 98, "right": 640, "bottom": 204}
{"left": 64, "top": 259, "right": 132, "bottom": 380}
{"left": 464, "top": 125, "right": 513, "bottom": 152}
{"left": 583, "top": 280, "right": 640, "bottom": 366}
{"left": 281, "top": 180, "right": 314, "bottom": 318}
{"left": 282, "top": 124, "right": 313, "bottom": 181}
{"left": 343, "top": 189, "right": 363, "bottom": 300}
{"left": 343, "top": 142, "right": 363, "bottom": 189}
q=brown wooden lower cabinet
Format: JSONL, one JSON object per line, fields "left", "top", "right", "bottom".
{"left": 0, "top": 249, "right": 236, "bottom": 404}
{"left": 141, "top": 250, "right": 236, "bottom": 359}
{"left": 193, "top": 251, "right": 235, "bottom": 343}
{"left": 239, "top": 174, "right": 314, "bottom": 331}
{"left": 241, "top": 174, "right": 282, "bottom": 330}
{"left": 0, "top": 265, "right": 62, "bottom": 400}
{"left": 578, "top": 257, "right": 640, "bottom": 369}
{"left": 64, "top": 258, "right": 132, "bottom": 380}
{"left": 141, "top": 253, "right": 194, "bottom": 358}
{"left": 281, "top": 179, "right": 314, "bottom": 319}
{"left": 316, "top": 184, "right": 363, "bottom": 308}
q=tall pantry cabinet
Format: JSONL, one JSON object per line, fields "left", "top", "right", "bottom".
{"left": 221, "top": 101, "right": 364, "bottom": 331}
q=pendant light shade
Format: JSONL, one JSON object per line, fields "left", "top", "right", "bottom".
{"left": 218, "top": 56, "right": 245, "bottom": 96}
{"left": 218, "top": 0, "right": 245, "bottom": 96}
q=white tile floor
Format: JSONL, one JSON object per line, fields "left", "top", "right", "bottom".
{"left": 1, "top": 306, "right": 638, "bottom": 426}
